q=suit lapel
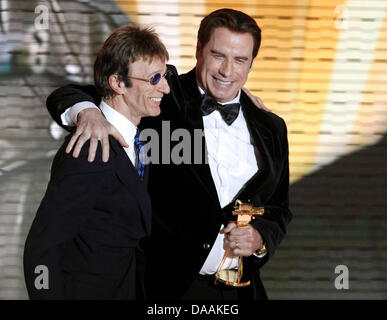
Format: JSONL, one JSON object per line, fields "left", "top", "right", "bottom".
{"left": 178, "top": 69, "right": 220, "bottom": 205}
{"left": 109, "top": 137, "right": 152, "bottom": 234}
{"left": 236, "top": 91, "right": 277, "bottom": 203}
{"left": 241, "top": 91, "right": 275, "bottom": 171}
{"left": 179, "top": 68, "right": 206, "bottom": 129}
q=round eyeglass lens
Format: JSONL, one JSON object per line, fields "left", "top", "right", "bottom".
{"left": 150, "top": 73, "right": 161, "bottom": 85}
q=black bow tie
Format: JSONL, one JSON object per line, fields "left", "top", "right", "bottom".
{"left": 200, "top": 93, "right": 240, "bottom": 126}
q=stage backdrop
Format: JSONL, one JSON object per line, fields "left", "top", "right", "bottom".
{"left": 0, "top": 0, "right": 386, "bottom": 299}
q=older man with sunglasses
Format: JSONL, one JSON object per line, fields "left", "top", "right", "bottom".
{"left": 23, "top": 25, "right": 170, "bottom": 300}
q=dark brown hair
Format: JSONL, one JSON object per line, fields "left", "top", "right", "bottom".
{"left": 197, "top": 8, "right": 261, "bottom": 59}
{"left": 94, "top": 25, "right": 169, "bottom": 97}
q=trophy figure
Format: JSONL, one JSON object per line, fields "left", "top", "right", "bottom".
{"left": 215, "top": 200, "right": 264, "bottom": 287}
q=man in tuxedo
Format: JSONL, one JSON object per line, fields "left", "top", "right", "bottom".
{"left": 23, "top": 25, "right": 170, "bottom": 299}
{"left": 45, "top": 8, "right": 292, "bottom": 300}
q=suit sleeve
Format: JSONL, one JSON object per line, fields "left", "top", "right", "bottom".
{"left": 46, "top": 84, "right": 102, "bottom": 131}
{"left": 250, "top": 118, "right": 292, "bottom": 266}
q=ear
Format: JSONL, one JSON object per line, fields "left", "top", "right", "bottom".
{"left": 108, "top": 74, "right": 125, "bottom": 95}
{"left": 195, "top": 40, "right": 202, "bottom": 60}
{"left": 249, "top": 58, "right": 255, "bottom": 73}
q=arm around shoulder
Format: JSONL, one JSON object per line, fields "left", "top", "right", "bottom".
{"left": 46, "top": 84, "right": 102, "bottom": 130}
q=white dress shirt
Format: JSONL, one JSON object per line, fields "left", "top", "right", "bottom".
{"left": 100, "top": 101, "right": 138, "bottom": 166}
{"left": 62, "top": 100, "right": 137, "bottom": 167}
{"left": 198, "top": 88, "right": 261, "bottom": 275}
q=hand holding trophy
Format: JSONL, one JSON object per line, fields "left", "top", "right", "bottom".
{"left": 215, "top": 200, "right": 264, "bottom": 287}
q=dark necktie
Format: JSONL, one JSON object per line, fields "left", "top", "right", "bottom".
{"left": 134, "top": 128, "right": 145, "bottom": 180}
{"left": 200, "top": 93, "right": 241, "bottom": 126}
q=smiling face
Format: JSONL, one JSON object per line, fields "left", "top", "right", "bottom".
{"left": 116, "top": 57, "right": 170, "bottom": 124}
{"left": 195, "top": 27, "right": 254, "bottom": 103}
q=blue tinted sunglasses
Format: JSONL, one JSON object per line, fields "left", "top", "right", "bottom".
{"left": 128, "top": 70, "right": 171, "bottom": 86}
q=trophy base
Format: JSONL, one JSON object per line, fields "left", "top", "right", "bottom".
{"left": 215, "top": 270, "right": 251, "bottom": 287}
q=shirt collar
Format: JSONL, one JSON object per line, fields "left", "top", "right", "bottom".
{"left": 198, "top": 86, "right": 241, "bottom": 105}
{"left": 99, "top": 100, "right": 137, "bottom": 148}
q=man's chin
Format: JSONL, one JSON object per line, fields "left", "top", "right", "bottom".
{"left": 208, "top": 91, "right": 237, "bottom": 103}
{"left": 206, "top": 84, "right": 233, "bottom": 99}
{"left": 150, "top": 107, "right": 161, "bottom": 117}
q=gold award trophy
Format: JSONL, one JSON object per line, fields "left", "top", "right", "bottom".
{"left": 215, "top": 200, "right": 264, "bottom": 287}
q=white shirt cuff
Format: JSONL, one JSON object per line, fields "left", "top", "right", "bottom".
{"left": 253, "top": 251, "right": 267, "bottom": 259}
{"left": 60, "top": 101, "right": 99, "bottom": 126}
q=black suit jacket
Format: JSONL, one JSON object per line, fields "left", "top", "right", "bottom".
{"left": 45, "top": 65, "right": 292, "bottom": 300}
{"left": 23, "top": 135, "right": 151, "bottom": 299}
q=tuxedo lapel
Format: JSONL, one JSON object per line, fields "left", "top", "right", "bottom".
{"left": 241, "top": 91, "right": 275, "bottom": 170}
{"left": 178, "top": 69, "right": 220, "bottom": 205}
{"left": 236, "top": 91, "right": 277, "bottom": 203}
{"left": 179, "top": 68, "right": 206, "bottom": 130}
{"left": 109, "top": 137, "right": 152, "bottom": 234}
